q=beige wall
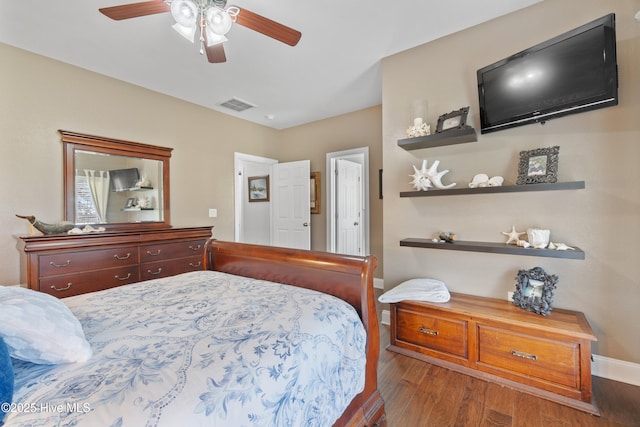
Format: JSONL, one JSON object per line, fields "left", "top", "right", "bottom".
{"left": 278, "top": 106, "right": 384, "bottom": 274}
{"left": 382, "top": 0, "right": 640, "bottom": 363}
{"left": 0, "top": 42, "right": 278, "bottom": 285}
{"left": 0, "top": 43, "right": 384, "bottom": 286}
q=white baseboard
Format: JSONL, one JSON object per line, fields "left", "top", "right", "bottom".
{"left": 592, "top": 354, "right": 640, "bottom": 386}
{"left": 373, "top": 278, "right": 384, "bottom": 290}
{"left": 378, "top": 309, "right": 640, "bottom": 387}
{"left": 381, "top": 309, "right": 390, "bottom": 326}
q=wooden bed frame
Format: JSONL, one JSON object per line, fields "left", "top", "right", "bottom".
{"left": 205, "top": 240, "right": 386, "bottom": 427}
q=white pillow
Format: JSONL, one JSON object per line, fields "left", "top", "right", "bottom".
{"left": 0, "top": 287, "right": 92, "bottom": 364}
{"left": 378, "top": 278, "right": 451, "bottom": 303}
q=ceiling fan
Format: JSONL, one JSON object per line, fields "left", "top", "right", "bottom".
{"left": 99, "top": 0, "right": 302, "bottom": 63}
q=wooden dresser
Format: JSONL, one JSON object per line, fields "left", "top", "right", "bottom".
{"left": 20, "top": 226, "right": 212, "bottom": 298}
{"left": 388, "top": 292, "right": 598, "bottom": 415}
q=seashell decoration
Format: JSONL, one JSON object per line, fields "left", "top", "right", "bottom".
{"left": 527, "top": 228, "right": 551, "bottom": 249}
{"left": 406, "top": 119, "right": 431, "bottom": 138}
{"left": 502, "top": 225, "right": 577, "bottom": 251}
{"left": 468, "top": 174, "right": 504, "bottom": 188}
{"left": 410, "top": 160, "right": 456, "bottom": 191}
{"left": 487, "top": 176, "right": 504, "bottom": 187}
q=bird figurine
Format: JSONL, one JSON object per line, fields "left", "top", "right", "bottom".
{"left": 16, "top": 215, "right": 75, "bottom": 235}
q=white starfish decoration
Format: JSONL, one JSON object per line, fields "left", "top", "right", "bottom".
{"left": 502, "top": 225, "right": 526, "bottom": 245}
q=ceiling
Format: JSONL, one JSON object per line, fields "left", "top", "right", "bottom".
{"left": 0, "top": 0, "right": 540, "bottom": 129}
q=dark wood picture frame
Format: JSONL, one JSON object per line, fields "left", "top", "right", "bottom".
{"left": 248, "top": 175, "right": 270, "bottom": 202}
{"left": 512, "top": 266, "right": 558, "bottom": 316}
{"left": 517, "top": 146, "right": 559, "bottom": 185}
{"left": 310, "top": 172, "right": 320, "bottom": 214}
{"left": 436, "top": 107, "right": 470, "bottom": 133}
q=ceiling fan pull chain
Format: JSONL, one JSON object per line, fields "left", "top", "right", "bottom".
{"left": 199, "top": 16, "right": 206, "bottom": 55}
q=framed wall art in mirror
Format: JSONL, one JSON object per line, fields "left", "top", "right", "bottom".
{"left": 61, "top": 130, "right": 172, "bottom": 231}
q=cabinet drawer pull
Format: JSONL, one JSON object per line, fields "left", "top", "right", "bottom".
{"left": 419, "top": 326, "right": 439, "bottom": 336}
{"left": 113, "top": 253, "right": 131, "bottom": 260}
{"left": 188, "top": 244, "right": 202, "bottom": 251}
{"left": 147, "top": 268, "right": 163, "bottom": 275}
{"left": 146, "top": 250, "right": 162, "bottom": 256}
{"left": 50, "top": 283, "right": 72, "bottom": 291}
{"left": 189, "top": 261, "right": 202, "bottom": 268}
{"left": 115, "top": 273, "right": 132, "bottom": 281}
{"left": 511, "top": 350, "right": 537, "bottom": 361}
{"left": 49, "top": 260, "right": 71, "bottom": 268}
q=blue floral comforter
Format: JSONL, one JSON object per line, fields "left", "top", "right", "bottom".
{"left": 10, "top": 271, "right": 367, "bottom": 426}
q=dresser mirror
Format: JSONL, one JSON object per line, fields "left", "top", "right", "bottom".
{"left": 61, "top": 130, "right": 172, "bottom": 231}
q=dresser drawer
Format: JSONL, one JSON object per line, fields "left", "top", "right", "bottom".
{"left": 39, "top": 246, "right": 139, "bottom": 277}
{"left": 140, "top": 240, "right": 205, "bottom": 263}
{"left": 140, "top": 255, "right": 204, "bottom": 281}
{"left": 477, "top": 325, "right": 579, "bottom": 389}
{"left": 395, "top": 306, "right": 467, "bottom": 358}
{"left": 39, "top": 265, "right": 140, "bottom": 298}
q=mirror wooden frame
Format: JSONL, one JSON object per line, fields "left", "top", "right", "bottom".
{"left": 61, "top": 130, "right": 172, "bottom": 231}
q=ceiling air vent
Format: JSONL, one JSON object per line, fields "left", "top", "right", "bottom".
{"left": 219, "top": 97, "right": 256, "bottom": 112}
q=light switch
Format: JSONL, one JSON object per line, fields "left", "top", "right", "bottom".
{"left": 208, "top": 208, "right": 217, "bottom": 218}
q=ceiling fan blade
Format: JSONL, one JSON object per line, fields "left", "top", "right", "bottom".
{"left": 234, "top": 7, "right": 301, "bottom": 46}
{"left": 205, "top": 43, "right": 227, "bottom": 63}
{"left": 99, "top": 0, "right": 170, "bottom": 21}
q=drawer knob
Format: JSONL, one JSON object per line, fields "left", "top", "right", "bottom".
{"left": 50, "top": 283, "right": 72, "bottom": 291}
{"left": 115, "top": 273, "right": 132, "bottom": 281}
{"left": 49, "top": 260, "right": 71, "bottom": 268}
{"left": 113, "top": 253, "right": 132, "bottom": 260}
{"left": 511, "top": 350, "right": 537, "bottom": 361}
{"left": 146, "top": 250, "right": 162, "bottom": 256}
{"left": 189, "top": 244, "right": 202, "bottom": 251}
{"left": 419, "top": 326, "right": 439, "bottom": 336}
{"left": 189, "top": 261, "right": 202, "bottom": 268}
{"left": 147, "top": 268, "right": 163, "bottom": 275}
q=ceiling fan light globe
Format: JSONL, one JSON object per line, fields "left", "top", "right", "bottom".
{"left": 205, "top": 27, "right": 228, "bottom": 46}
{"left": 206, "top": 7, "right": 232, "bottom": 35}
{"left": 171, "top": 0, "right": 198, "bottom": 27}
{"left": 172, "top": 22, "right": 197, "bottom": 43}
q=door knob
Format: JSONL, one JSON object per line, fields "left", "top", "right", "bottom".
{"left": 354, "top": 222, "right": 359, "bottom": 226}
{"left": 303, "top": 222, "right": 309, "bottom": 227}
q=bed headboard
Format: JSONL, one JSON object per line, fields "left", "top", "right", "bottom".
{"left": 204, "top": 239, "right": 377, "bottom": 320}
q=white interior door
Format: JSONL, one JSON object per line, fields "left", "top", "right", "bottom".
{"left": 271, "top": 160, "right": 310, "bottom": 249}
{"left": 336, "top": 159, "right": 363, "bottom": 255}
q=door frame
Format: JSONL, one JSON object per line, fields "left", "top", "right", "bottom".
{"left": 326, "top": 147, "right": 370, "bottom": 254}
{"left": 234, "top": 152, "right": 277, "bottom": 243}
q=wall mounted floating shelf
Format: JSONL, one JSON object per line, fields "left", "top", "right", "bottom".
{"left": 398, "top": 126, "right": 477, "bottom": 150}
{"left": 400, "top": 238, "right": 585, "bottom": 260}
{"left": 400, "top": 181, "right": 585, "bottom": 197}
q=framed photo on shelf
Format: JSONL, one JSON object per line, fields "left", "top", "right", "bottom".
{"left": 125, "top": 198, "right": 136, "bottom": 209}
{"left": 248, "top": 176, "right": 270, "bottom": 202}
{"left": 512, "top": 266, "right": 558, "bottom": 316}
{"left": 310, "top": 172, "right": 320, "bottom": 214}
{"left": 436, "top": 107, "right": 470, "bottom": 133}
{"left": 517, "top": 146, "right": 559, "bottom": 185}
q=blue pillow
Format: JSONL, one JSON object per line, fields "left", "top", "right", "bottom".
{"left": 0, "top": 337, "right": 13, "bottom": 426}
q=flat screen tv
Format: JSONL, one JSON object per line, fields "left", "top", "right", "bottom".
{"left": 477, "top": 13, "right": 618, "bottom": 134}
{"left": 110, "top": 168, "right": 140, "bottom": 192}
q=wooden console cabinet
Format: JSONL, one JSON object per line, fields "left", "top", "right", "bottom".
{"left": 388, "top": 292, "right": 598, "bottom": 415}
{"left": 20, "top": 227, "right": 212, "bottom": 298}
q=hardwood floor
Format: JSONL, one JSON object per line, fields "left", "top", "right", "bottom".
{"left": 376, "top": 325, "right": 640, "bottom": 427}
